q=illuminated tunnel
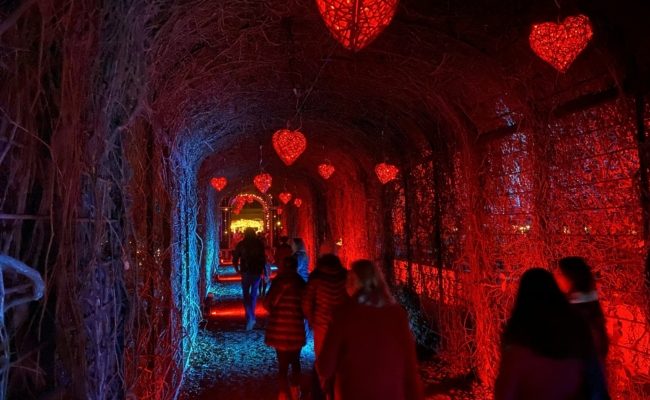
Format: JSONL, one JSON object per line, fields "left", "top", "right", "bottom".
{"left": 0, "top": 0, "right": 649, "bottom": 399}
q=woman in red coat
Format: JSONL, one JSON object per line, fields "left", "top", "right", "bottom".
{"left": 316, "top": 259, "right": 424, "bottom": 400}
{"left": 265, "top": 256, "right": 307, "bottom": 400}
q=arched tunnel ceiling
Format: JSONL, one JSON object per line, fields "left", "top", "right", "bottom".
{"left": 144, "top": 0, "right": 647, "bottom": 189}
{"left": 148, "top": 0, "right": 523, "bottom": 141}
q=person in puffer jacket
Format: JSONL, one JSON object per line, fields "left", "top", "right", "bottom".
{"left": 265, "top": 256, "right": 307, "bottom": 400}
{"left": 303, "top": 254, "right": 348, "bottom": 400}
{"left": 302, "top": 254, "right": 348, "bottom": 356}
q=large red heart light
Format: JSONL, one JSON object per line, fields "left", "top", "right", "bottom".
{"left": 279, "top": 192, "right": 292, "bottom": 205}
{"left": 210, "top": 177, "right": 227, "bottom": 191}
{"left": 272, "top": 129, "right": 307, "bottom": 166}
{"left": 294, "top": 198, "right": 303, "bottom": 208}
{"left": 529, "top": 15, "right": 593, "bottom": 73}
{"left": 318, "top": 162, "right": 336, "bottom": 180}
{"left": 374, "top": 162, "right": 399, "bottom": 184}
{"left": 254, "top": 173, "right": 272, "bottom": 193}
{"left": 316, "top": 0, "right": 399, "bottom": 51}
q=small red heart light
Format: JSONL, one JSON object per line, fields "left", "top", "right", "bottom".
{"left": 210, "top": 177, "right": 227, "bottom": 191}
{"left": 318, "top": 163, "right": 336, "bottom": 180}
{"left": 254, "top": 173, "right": 272, "bottom": 193}
{"left": 272, "top": 129, "right": 307, "bottom": 166}
{"left": 279, "top": 192, "right": 292, "bottom": 205}
{"left": 277, "top": 207, "right": 283, "bottom": 215}
{"left": 374, "top": 162, "right": 399, "bottom": 184}
{"left": 293, "top": 198, "right": 303, "bottom": 208}
{"left": 246, "top": 195, "right": 254, "bottom": 204}
{"left": 316, "top": 0, "right": 399, "bottom": 51}
{"left": 529, "top": 15, "right": 593, "bottom": 73}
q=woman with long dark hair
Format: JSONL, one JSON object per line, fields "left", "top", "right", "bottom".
{"left": 316, "top": 259, "right": 423, "bottom": 400}
{"left": 495, "top": 268, "right": 609, "bottom": 400}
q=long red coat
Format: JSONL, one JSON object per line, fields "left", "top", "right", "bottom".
{"left": 316, "top": 301, "right": 424, "bottom": 400}
{"left": 264, "top": 271, "right": 306, "bottom": 351}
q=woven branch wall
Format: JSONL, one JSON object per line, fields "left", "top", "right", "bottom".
{"left": 390, "top": 96, "right": 650, "bottom": 397}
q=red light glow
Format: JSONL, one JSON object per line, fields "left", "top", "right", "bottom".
{"left": 318, "top": 162, "right": 336, "bottom": 179}
{"left": 279, "top": 192, "right": 292, "bottom": 205}
{"left": 272, "top": 129, "right": 307, "bottom": 166}
{"left": 293, "top": 198, "right": 303, "bottom": 208}
{"left": 253, "top": 173, "right": 272, "bottom": 193}
{"left": 529, "top": 14, "right": 593, "bottom": 73}
{"left": 316, "top": 0, "right": 399, "bottom": 51}
{"left": 210, "top": 176, "right": 227, "bottom": 191}
{"left": 375, "top": 162, "right": 399, "bottom": 184}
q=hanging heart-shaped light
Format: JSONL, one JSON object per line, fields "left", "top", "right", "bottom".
{"left": 293, "top": 198, "right": 303, "bottom": 208}
{"left": 272, "top": 129, "right": 307, "bottom": 166}
{"left": 254, "top": 173, "right": 273, "bottom": 193}
{"left": 316, "top": 0, "right": 399, "bottom": 51}
{"left": 318, "top": 162, "right": 336, "bottom": 180}
{"left": 277, "top": 207, "right": 283, "bottom": 215}
{"left": 529, "top": 14, "right": 593, "bottom": 73}
{"left": 279, "top": 192, "right": 292, "bottom": 205}
{"left": 375, "top": 162, "right": 399, "bottom": 184}
{"left": 210, "top": 177, "right": 227, "bottom": 191}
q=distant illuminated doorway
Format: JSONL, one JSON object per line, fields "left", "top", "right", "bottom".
{"left": 219, "top": 193, "right": 282, "bottom": 262}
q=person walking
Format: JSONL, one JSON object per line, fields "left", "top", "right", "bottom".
{"left": 303, "top": 254, "right": 348, "bottom": 400}
{"left": 232, "top": 227, "right": 267, "bottom": 331}
{"left": 495, "top": 268, "right": 609, "bottom": 400}
{"left": 317, "top": 259, "right": 423, "bottom": 400}
{"left": 556, "top": 256, "right": 609, "bottom": 362}
{"left": 275, "top": 236, "right": 293, "bottom": 268}
{"left": 292, "top": 238, "right": 310, "bottom": 282}
{"left": 265, "top": 256, "right": 307, "bottom": 400}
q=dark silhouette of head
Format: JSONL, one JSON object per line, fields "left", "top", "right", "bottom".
{"left": 292, "top": 238, "right": 306, "bottom": 253}
{"left": 244, "top": 227, "right": 257, "bottom": 239}
{"left": 282, "top": 256, "right": 298, "bottom": 273}
{"left": 504, "top": 268, "right": 592, "bottom": 359}
{"left": 558, "top": 256, "right": 595, "bottom": 293}
{"left": 316, "top": 254, "right": 345, "bottom": 272}
{"left": 348, "top": 259, "right": 394, "bottom": 306}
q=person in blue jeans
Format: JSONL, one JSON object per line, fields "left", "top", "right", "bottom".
{"left": 233, "top": 228, "right": 267, "bottom": 330}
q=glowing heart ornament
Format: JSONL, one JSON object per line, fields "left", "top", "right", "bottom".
{"left": 318, "top": 162, "right": 336, "bottom": 180}
{"left": 210, "top": 177, "right": 227, "bottom": 191}
{"left": 316, "top": 0, "right": 399, "bottom": 51}
{"left": 254, "top": 173, "right": 273, "bottom": 193}
{"left": 529, "top": 15, "right": 593, "bottom": 73}
{"left": 279, "top": 192, "right": 292, "bottom": 205}
{"left": 293, "top": 198, "right": 303, "bottom": 208}
{"left": 375, "top": 162, "right": 399, "bottom": 184}
{"left": 272, "top": 129, "right": 307, "bottom": 166}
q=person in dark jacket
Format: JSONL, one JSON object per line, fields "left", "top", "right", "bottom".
{"left": 495, "top": 268, "right": 608, "bottom": 400}
{"left": 291, "top": 238, "right": 310, "bottom": 282}
{"left": 233, "top": 227, "right": 267, "bottom": 331}
{"left": 265, "top": 256, "right": 307, "bottom": 400}
{"left": 557, "top": 256, "right": 609, "bottom": 362}
{"left": 275, "top": 236, "right": 293, "bottom": 268}
{"left": 303, "top": 254, "right": 348, "bottom": 400}
{"left": 303, "top": 254, "right": 348, "bottom": 356}
{"left": 317, "top": 259, "right": 424, "bottom": 400}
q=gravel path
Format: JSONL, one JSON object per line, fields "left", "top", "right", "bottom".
{"left": 180, "top": 266, "right": 479, "bottom": 399}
